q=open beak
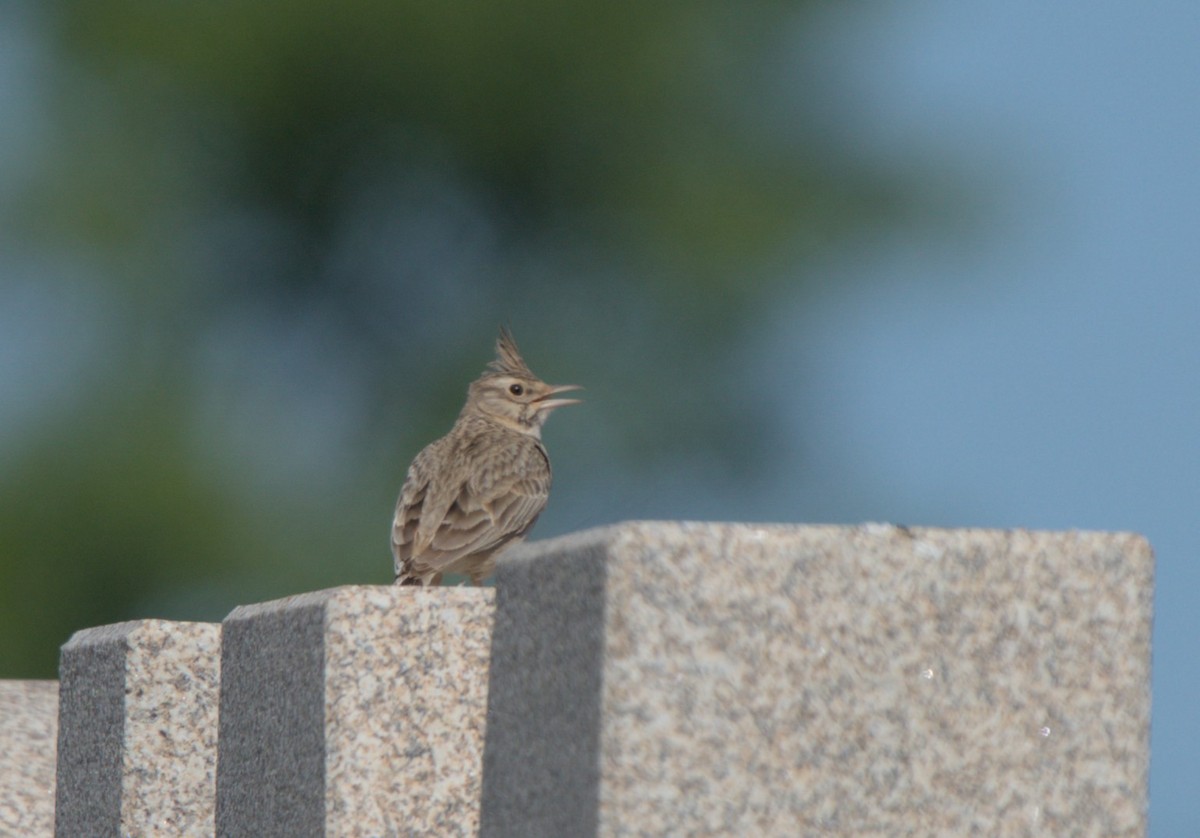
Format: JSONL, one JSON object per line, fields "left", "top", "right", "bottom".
{"left": 535, "top": 384, "right": 583, "bottom": 412}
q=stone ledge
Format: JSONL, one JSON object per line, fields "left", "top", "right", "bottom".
{"left": 4, "top": 522, "right": 1153, "bottom": 836}
{"left": 0, "top": 680, "right": 58, "bottom": 837}
{"left": 54, "top": 619, "right": 220, "bottom": 837}
{"left": 482, "top": 521, "right": 1153, "bottom": 836}
{"left": 216, "top": 585, "right": 495, "bottom": 837}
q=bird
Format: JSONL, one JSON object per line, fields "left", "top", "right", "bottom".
{"left": 391, "top": 328, "right": 581, "bottom": 587}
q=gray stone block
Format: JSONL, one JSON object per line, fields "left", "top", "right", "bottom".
{"left": 54, "top": 619, "right": 221, "bottom": 837}
{"left": 216, "top": 585, "right": 494, "bottom": 838}
{"left": 481, "top": 522, "right": 1154, "bottom": 837}
{"left": 0, "top": 680, "right": 59, "bottom": 837}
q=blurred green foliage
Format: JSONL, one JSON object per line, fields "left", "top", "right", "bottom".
{"left": 1, "top": 0, "right": 945, "bottom": 676}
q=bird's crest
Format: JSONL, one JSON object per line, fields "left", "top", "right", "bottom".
{"left": 485, "top": 327, "right": 537, "bottom": 379}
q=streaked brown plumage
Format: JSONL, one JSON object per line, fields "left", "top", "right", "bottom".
{"left": 392, "top": 328, "right": 580, "bottom": 586}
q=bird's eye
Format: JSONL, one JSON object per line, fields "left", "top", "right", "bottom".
{"left": 509, "top": 383, "right": 524, "bottom": 396}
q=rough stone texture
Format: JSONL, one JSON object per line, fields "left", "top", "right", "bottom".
{"left": 0, "top": 680, "right": 59, "bottom": 837}
{"left": 217, "top": 594, "right": 325, "bottom": 837}
{"left": 481, "top": 521, "right": 1154, "bottom": 837}
{"left": 481, "top": 540, "right": 608, "bottom": 836}
{"left": 54, "top": 619, "right": 221, "bottom": 837}
{"left": 217, "top": 585, "right": 494, "bottom": 838}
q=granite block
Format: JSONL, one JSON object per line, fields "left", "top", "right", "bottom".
{"left": 0, "top": 680, "right": 59, "bottom": 837}
{"left": 54, "top": 619, "right": 221, "bottom": 837}
{"left": 481, "top": 521, "right": 1154, "bottom": 837}
{"left": 216, "top": 585, "right": 494, "bottom": 838}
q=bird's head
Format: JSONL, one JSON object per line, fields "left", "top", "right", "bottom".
{"left": 464, "top": 328, "right": 581, "bottom": 437}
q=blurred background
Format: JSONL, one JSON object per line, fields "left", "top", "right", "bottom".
{"left": 0, "top": 0, "right": 1194, "bottom": 832}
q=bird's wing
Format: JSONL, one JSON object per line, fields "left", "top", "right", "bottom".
{"left": 468, "top": 433, "right": 552, "bottom": 542}
{"left": 399, "top": 436, "right": 551, "bottom": 582}
{"left": 392, "top": 441, "right": 445, "bottom": 580}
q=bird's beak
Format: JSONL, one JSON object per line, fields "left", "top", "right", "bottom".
{"left": 535, "top": 384, "right": 583, "bottom": 412}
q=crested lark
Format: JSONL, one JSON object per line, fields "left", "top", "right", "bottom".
{"left": 392, "top": 328, "right": 581, "bottom": 586}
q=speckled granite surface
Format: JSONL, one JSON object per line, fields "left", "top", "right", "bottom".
{"left": 217, "top": 585, "right": 494, "bottom": 837}
{"left": 482, "top": 521, "right": 1154, "bottom": 837}
{"left": 0, "top": 680, "right": 58, "bottom": 837}
{"left": 54, "top": 619, "right": 220, "bottom": 837}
